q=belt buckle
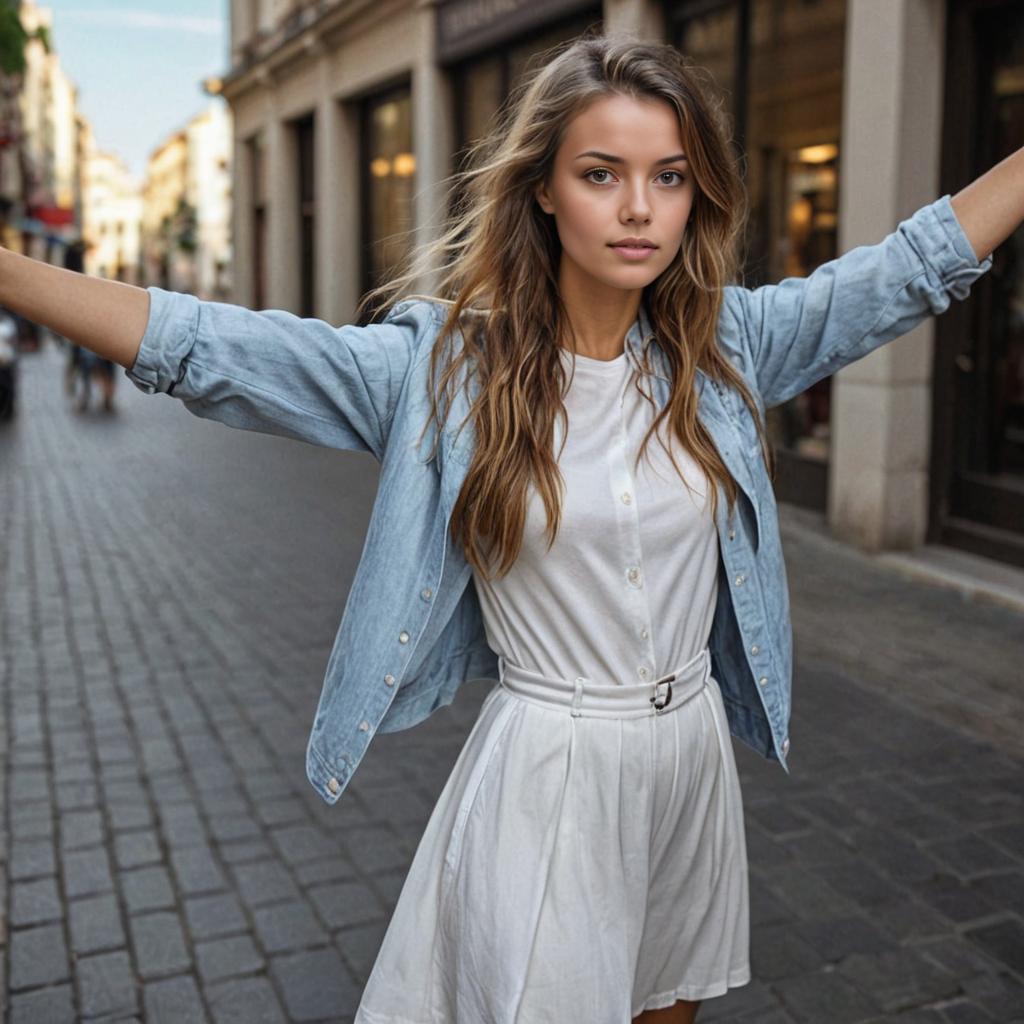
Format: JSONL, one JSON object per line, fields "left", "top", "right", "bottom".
{"left": 650, "top": 673, "right": 675, "bottom": 713}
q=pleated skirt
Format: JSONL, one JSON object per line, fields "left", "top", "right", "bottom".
{"left": 353, "top": 646, "right": 751, "bottom": 1023}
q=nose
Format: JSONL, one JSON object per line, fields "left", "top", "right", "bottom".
{"left": 620, "top": 176, "right": 653, "bottom": 225}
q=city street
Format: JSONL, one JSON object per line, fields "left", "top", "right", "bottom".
{"left": 1, "top": 337, "right": 1022, "bottom": 1023}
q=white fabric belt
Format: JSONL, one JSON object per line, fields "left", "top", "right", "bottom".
{"left": 498, "top": 646, "right": 712, "bottom": 719}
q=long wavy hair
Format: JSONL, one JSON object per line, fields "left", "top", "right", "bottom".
{"left": 358, "top": 29, "right": 774, "bottom": 582}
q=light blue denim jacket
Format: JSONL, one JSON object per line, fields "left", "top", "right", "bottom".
{"left": 126, "top": 194, "right": 991, "bottom": 804}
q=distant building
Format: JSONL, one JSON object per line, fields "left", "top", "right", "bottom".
{"left": 142, "top": 100, "right": 233, "bottom": 299}
{"left": 80, "top": 118, "right": 144, "bottom": 285}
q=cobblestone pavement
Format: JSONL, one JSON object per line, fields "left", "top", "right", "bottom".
{"left": 1, "top": 338, "right": 1022, "bottom": 1023}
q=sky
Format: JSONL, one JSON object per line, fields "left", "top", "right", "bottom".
{"left": 46, "top": 0, "right": 229, "bottom": 182}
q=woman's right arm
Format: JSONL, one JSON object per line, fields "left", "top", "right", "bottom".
{"left": 0, "top": 248, "right": 440, "bottom": 460}
{"left": 0, "top": 246, "right": 149, "bottom": 367}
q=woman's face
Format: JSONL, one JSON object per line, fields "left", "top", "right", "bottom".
{"left": 534, "top": 93, "right": 696, "bottom": 296}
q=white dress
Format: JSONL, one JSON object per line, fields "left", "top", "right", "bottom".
{"left": 354, "top": 343, "right": 751, "bottom": 1023}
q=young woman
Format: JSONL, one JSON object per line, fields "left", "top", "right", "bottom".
{"left": 2, "top": 30, "right": 1015, "bottom": 1024}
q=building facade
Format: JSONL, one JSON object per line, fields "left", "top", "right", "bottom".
{"left": 220, "top": 0, "right": 1024, "bottom": 569}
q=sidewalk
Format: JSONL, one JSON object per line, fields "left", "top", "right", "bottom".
{"left": 1, "top": 340, "right": 1022, "bottom": 1023}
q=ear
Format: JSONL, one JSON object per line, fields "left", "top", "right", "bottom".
{"left": 534, "top": 180, "right": 555, "bottom": 215}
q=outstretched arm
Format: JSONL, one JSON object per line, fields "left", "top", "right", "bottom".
{"left": 950, "top": 144, "right": 1024, "bottom": 263}
{"left": 0, "top": 246, "right": 148, "bottom": 367}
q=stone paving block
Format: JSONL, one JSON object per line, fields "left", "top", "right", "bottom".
{"left": 940, "top": 999, "right": 1002, "bottom": 1023}
{"left": 812, "top": 860, "right": 908, "bottom": 907}
{"left": 62, "top": 845, "right": 114, "bottom": 899}
{"left": 217, "top": 838, "right": 273, "bottom": 865}
{"left": 970, "top": 870, "right": 1024, "bottom": 917}
{"left": 268, "top": 824, "right": 339, "bottom": 865}
{"left": 54, "top": 778, "right": 98, "bottom": 812}
{"left": 209, "top": 814, "right": 263, "bottom": 843}
{"left": 8, "top": 982, "right": 76, "bottom": 1024}
{"left": 748, "top": 922, "right": 822, "bottom": 980}
{"left": 764, "top": 868, "right": 860, "bottom": 921}
{"left": 10, "top": 875, "right": 63, "bottom": 926}
{"left": 252, "top": 900, "right": 329, "bottom": 954}
{"left": 269, "top": 947, "right": 361, "bottom": 1021}
{"left": 254, "top": 796, "right": 309, "bottom": 829}
{"left": 158, "top": 805, "right": 208, "bottom": 849}
{"left": 9, "top": 810, "right": 54, "bottom": 842}
{"left": 204, "top": 974, "right": 288, "bottom": 1024}
{"left": 964, "top": 917, "right": 1024, "bottom": 976}
{"left": 925, "top": 835, "right": 1019, "bottom": 877}
{"left": 130, "top": 911, "right": 192, "bottom": 979}
{"left": 183, "top": 892, "right": 249, "bottom": 942}
{"left": 911, "top": 873, "right": 1001, "bottom": 925}
{"left": 194, "top": 934, "right": 265, "bottom": 984}
{"left": 108, "top": 802, "right": 155, "bottom": 831}
{"left": 170, "top": 844, "right": 228, "bottom": 895}
{"left": 9, "top": 837, "right": 56, "bottom": 880}
{"left": 835, "top": 947, "right": 962, "bottom": 1013}
{"left": 230, "top": 860, "right": 300, "bottom": 909}
{"left": 75, "top": 949, "right": 139, "bottom": 1018}
{"left": 143, "top": 974, "right": 209, "bottom": 1023}
{"left": 9, "top": 922, "right": 71, "bottom": 990}
{"left": 121, "top": 864, "right": 176, "bottom": 913}
{"left": 342, "top": 826, "right": 415, "bottom": 874}
{"left": 295, "top": 857, "right": 357, "bottom": 887}
{"left": 59, "top": 809, "right": 105, "bottom": 850}
{"left": 790, "top": 914, "right": 898, "bottom": 963}
{"left": 310, "top": 880, "right": 385, "bottom": 930}
{"left": 335, "top": 919, "right": 390, "bottom": 982}
{"left": 114, "top": 829, "right": 163, "bottom": 869}
{"left": 69, "top": 893, "right": 126, "bottom": 955}
{"left": 772, "top": 968, "right": 881, "bottom": 1024}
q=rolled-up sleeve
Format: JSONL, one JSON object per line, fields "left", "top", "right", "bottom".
{"left": 125, "top": 288, "right": 439, "bottom": 460}
{"left": 719, "top": 194, "right": 993, "bottom": 410}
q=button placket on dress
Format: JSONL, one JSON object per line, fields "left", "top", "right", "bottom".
{"left": 607, "top": 360, "right": 654, "bottom": 685}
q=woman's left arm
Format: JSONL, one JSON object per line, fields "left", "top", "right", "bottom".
{"left": 950, "top": 144, "right": 1024, "bottom": 263}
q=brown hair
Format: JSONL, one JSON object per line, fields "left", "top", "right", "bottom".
{"left": 359, "top": 29, "right": 773, "bottom": 581}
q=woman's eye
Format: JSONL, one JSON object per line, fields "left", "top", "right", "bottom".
{"left": 584, "top": 168, "right": 687, "bottom": 185}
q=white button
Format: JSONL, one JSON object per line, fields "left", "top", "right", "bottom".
{"left": 421, "top": 588, "right": 432, "bottom": 600}
{"left": 750, "top": 644, "right": 759, "bottom": 655}
{"left": 728, "top": 529, "right": 735, "bottom": 540}
{"left": 782, "top": 737, "right": 790, "bottom": 755}
{"left": 734, "top": 574, "right": 745, "bottom": 586}
{"left": 399, "top": 631, "right": 409, "bottom": 644}
{"left": 621, "top": 492, "right": 632, "bottom": 504}
{"left": 641, "top": 629, "right": 649, "bottom": 640}
{"left": 358, "top": 720, "right": 370, "bottom": 732}
{"left": 638, "top": 666, "right": 648, "bottom": 678}
{"left": 758, "top": 676, "right": 768, "bottom": 687}
{"left": 384, "top": 674, "right": 395, "bottom": 686}
{"left": 327, "top": 777, "right": 340, "bottom": 794}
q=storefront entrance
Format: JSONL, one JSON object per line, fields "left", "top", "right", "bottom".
{"left": 933, "top": 0, "right": 1024, "bottom": 567}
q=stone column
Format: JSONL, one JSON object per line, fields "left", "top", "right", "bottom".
{"left": 410, "top": 0, "right": 456, "bottom": 296}
{"left": 829, "top": 0, "right": 946, "bottom": 551}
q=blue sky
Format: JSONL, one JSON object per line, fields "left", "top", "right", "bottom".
{"left": 47, "top": 1, "right": 229, "bottom": 182}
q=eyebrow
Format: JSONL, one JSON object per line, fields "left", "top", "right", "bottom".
{"left": 574, "top": 150, "right": 689, "bottom": 165}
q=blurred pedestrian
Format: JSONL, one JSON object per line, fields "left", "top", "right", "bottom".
{"left": 63, "top": 239, "right": 117, "bottom": 413}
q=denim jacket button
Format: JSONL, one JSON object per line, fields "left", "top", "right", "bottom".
{"left": 728, "top": 529, "right": 736, "bottom": 540}
{"left": 421, "top": 588, "right": 432, "bottom": 600}
{"left": 399, "top": 631, "right": 410, "bottom": 644}
{"left": 782, "top": 737, "right": 790, "bottom": 755}
{"left": 327, "top": 777, "right": 340, "bottom": 794}
{"left": 358, "top": 720, "right": 370, "bottom": 732}
{"left": 750, "top": 644, "right": 759, "bottom": 655}
{"left": 758, "top": 676, "right": 768, "bottom": 686}
{"left": 384, "top": 674, "right": 395, "bottom": 686}
{"left": 734, "top": 574, "right": 745, "bottom": 586}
